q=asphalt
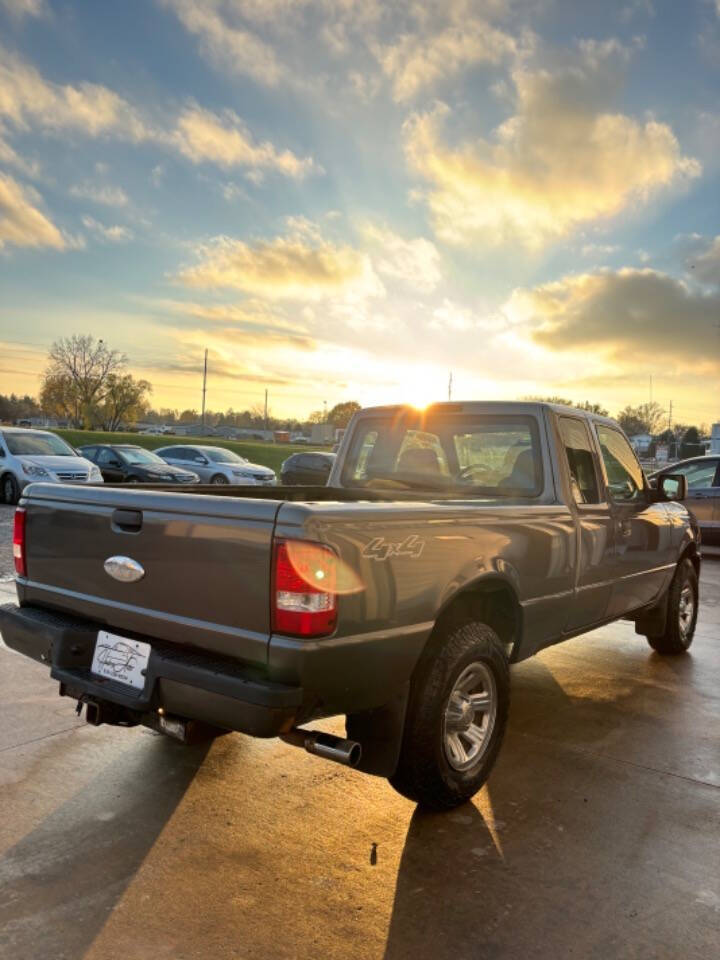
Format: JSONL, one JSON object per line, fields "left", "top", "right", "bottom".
{"left": 0, "top": 513, "right": 718, "bottom": 960}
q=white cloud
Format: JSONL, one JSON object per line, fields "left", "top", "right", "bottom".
{"left": 362, "top": 224, "right": 442, "bottom": 292}
{"left": 70, "top": 182, "right": 129, "bottom": 206}
{"left": 377, "top": 19, "right": 519, "bottom": 102}
{"left": 81, "top": 215, "right": 133, "bottom": 243}
{"left": 0, "top": 49, "right": 318, "bottom": 181}
{"left": 0, "top": 47, "right": 147, "bottom": 140}
{"left": 172, "top": 105, "right": 316, "bottom": 178}
{"left": 159, "top": 0, "right": 284, "bottom": 87}
{"left": 580, "top": 242, "right": 620, "bottom": 257}
{"left": 509, "top": 267, "right": 720, "bottom": 371}
{"left": 0, "top": 172, "right": 65, "bottom": 250}
{"left": 1, "top": 0, "right": 47, "bottom": 18}
{"left": 404, "top": 44, "right": 700, "bottom": 249}
{"left": 177, "top": 224, "right": 384, "bottom": 302}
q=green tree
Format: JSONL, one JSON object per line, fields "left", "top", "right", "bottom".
{"left": 95, "top": 374, "right": 152, "bottom": 431}
{"left": 327, "top": 401, "right": 361, "bottom": 428}
{"left": 683, "top": 426, "right": 700, "bottom": 445}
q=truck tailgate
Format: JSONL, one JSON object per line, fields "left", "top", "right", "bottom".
{"left": 18, "top": 484, "right": 280, "bottom": 665}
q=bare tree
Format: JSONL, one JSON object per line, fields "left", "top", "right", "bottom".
{"left": 44, "top": 335, "right": 127, "bottom": 425}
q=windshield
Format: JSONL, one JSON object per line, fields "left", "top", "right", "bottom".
{"left": 4, "top": 432, "right": 77, "bottom": 457}
{"left": 117, "top": 447, "right": 165, "bottom": 465}
{"left": 205, "top": 448, "right": 246, "bottom": 464}
{"left": 341, "top": 413, "right": 543, "bottom": 497}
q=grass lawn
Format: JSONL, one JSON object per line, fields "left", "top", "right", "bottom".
{"left": 53, "top": 429, "right": 328, "bottom": 473}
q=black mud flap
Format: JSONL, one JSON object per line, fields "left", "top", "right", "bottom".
{"left": 346, "top": 683, "right": 409, "bottom": 777}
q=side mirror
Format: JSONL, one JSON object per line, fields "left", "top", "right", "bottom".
{"left": 109, "top": 459, "right": 122, "bottom": 468}
{"left": 196, "top": 456, "right": 209, "bottom": 465}
{"left": 654, "top": 474, "right": 687, "bottom": 502}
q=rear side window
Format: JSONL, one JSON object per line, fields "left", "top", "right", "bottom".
{"left": 342, "top": 414, "right": 543, "bottom": 496}
{"left": 596, "top": 425, "right": 645, "bottom": 503}
{"left": 559, "top": 418, "right": 601, "bottom": 505}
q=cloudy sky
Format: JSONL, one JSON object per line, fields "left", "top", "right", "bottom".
{"left": 0, "top": 0, "right": 719, "bottom": 423}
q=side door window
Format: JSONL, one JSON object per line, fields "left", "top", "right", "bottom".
{"left": 559, "top": 418, "right": 601, "bottom": 505}
{"left": 595, "top": 426, "right": 645, "bottom": 504}
{"left": 670, "top": 459, "right": 718, "bottom": 490}
{"left": 98, "top": 448, "right": 120, "bottom": 467}
{"left": 163, "top": 447, "right": 184, "bottom": 461}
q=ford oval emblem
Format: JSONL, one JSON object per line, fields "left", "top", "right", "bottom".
{"left": 104, "top": 556, "right": 145, "bottom": 583}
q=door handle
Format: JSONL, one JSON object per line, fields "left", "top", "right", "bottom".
{"left": 112, "top": 509, "right": 143, "bottom": 533}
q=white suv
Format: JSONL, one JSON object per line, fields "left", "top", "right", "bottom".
{"left": 0, "top": 427, "right": 103, "bottom": 504}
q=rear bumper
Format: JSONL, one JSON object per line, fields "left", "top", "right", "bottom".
{"left": 0, "top": 603, "right": 302, "bottom": 737}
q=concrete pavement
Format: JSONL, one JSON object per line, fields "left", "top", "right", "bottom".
{"left": 0, "top": 559, "right": 718, "bottom": 960}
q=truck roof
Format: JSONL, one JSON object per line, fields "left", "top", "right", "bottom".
{"left": 355, "top": 400, "right": 618, "bottom": 427}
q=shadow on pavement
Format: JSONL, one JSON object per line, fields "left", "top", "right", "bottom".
{"left": 0, "top": 732, "right": 211, "bottom": 960}
{"left": 382, "top": 648, "right": 719, "bottom": 960}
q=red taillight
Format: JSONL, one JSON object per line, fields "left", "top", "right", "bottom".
{"left": 13, "top": 507, "right": 26, "bottom": 577}
{"left": 272, "top": 539, "right": 338, "bottom": 638}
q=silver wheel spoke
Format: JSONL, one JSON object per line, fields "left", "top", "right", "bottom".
{"left": 467, "top": 692, "right": 491, "bottom": 712}
{"left": 462, "top": 724, "right": 486, "bottom": 749}
{"left": 447, "top": 733, "right": 467, "bottom": 766}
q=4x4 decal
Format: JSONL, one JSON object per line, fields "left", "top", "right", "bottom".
{"left": 361, "top": 535, "right": 426, "bottom": 561}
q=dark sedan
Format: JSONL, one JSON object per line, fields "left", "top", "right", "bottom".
{"left": 79, "top": 444, "right": 200, "bottom": 485}
{"left": 650, "top": 455, "right": 720, "bottom": 543}
{"left": 280, "top": 451, "right": 336, "bottom": 485}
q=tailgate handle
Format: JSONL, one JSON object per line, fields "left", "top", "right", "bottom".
{"left": 112, "top": 509, "right": 143, "bottom": 533}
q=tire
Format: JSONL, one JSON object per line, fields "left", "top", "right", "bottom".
{"left": 211, "top": 474, "right": 229, "bottom": 484}
{"left": 389, "top": 621, "right": 510, "bottom": 810}
{"left": 646, "top": 558, "right": 698, "bottom": 655}
{"left": 2, "top": 473, "right": 19, "bottom": 505}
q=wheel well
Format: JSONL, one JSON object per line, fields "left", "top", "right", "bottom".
{"left": 681, "top": 542, "right": 700, "bottom": 579}
{"left": 429, "top": 580, "right": 521, "bottom": 661}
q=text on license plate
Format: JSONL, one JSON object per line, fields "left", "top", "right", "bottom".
{"left": 91, "top": 631, "right": 151, "bottom": 690}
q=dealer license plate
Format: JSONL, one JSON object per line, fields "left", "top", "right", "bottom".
{"left": 91, "top": 631, "right": 151, "bottom": 690}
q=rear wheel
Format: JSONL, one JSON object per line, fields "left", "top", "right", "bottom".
{"left": 389, "top": 621, "right": 510, "bottom": 810}
{"left": 2, "top": 474, "right": 19, "bottom": 505}
{"left": 646, "top": 558, "right": 698, "bottom": 655}
{"left": 211, "top": 474, "right": 229, "bottom": 484}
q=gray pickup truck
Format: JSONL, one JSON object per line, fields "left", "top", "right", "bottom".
{"left": 0, "top": 402, "right": 700, "bottom": 809}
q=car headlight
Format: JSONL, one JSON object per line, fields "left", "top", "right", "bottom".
{"left": 22, "top": 463, "right": 50, "bottom": 478}
{"left": 232, "top": 470, "right": 253, "bottom": 478}
{"left": 89, "top": 465, "right": 102, "bottom": 481}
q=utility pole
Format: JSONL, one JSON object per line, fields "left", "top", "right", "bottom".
{"left": 201, "top": 348, "right": 208, "bottom": 433}
{"left": 264, "top": 388, "right": 268, "bottom": 435}
{"left": 668, "top": 399, "right": 673, "bottom": 431}
{"left": 649, "top": 374, "right": 653, "bottom": 405}
{"left": 448, "top": 371, "right": 453, "bottom": 401}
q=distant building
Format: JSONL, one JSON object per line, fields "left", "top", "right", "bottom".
{"left": 311, "top": 423, "right": 334, "bottom": 444}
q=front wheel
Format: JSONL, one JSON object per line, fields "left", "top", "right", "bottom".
{"left": 646, "top": 558, "right": 698, "bottom": 655}
{"left": 389, "top": 621, "right": 510, "bottom": 810}
{"left": 2, "top": 474, "right": 19, "bottom": 505}
{"left": 211, "top": 474, "right": 229, "bottom": 485}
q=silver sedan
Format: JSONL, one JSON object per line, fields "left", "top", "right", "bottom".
{"left": 153, "top": 444, "right": 276, "bottom": 485}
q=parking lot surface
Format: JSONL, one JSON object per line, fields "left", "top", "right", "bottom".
{"left": 0, "top": 502, "right": 718, "bottom": 960}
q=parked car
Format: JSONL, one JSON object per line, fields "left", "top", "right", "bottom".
{"left": 0, "top": 402, "right": 698, "bottom": 811}
{"left": 79, "top": 445, "right": 199, "bottom": 485}
{"left": 0, "top": 427, "right": 103, "bottom": 504}
{"left": 649, "top": 455, "right": 719, "bottom": 544}
{"left": 154, "top": 444, "right": 276, "bottom": 485}
{"left": 281, "top": 451, "right": 336, "bottom": 485}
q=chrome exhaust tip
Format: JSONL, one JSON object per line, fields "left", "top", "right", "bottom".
{"left": 281, "top": 728, "right": 362, "bottom": 768}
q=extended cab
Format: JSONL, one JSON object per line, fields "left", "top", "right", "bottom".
{"left": 0, "top": 403, "right": 700, "bottom": 809}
